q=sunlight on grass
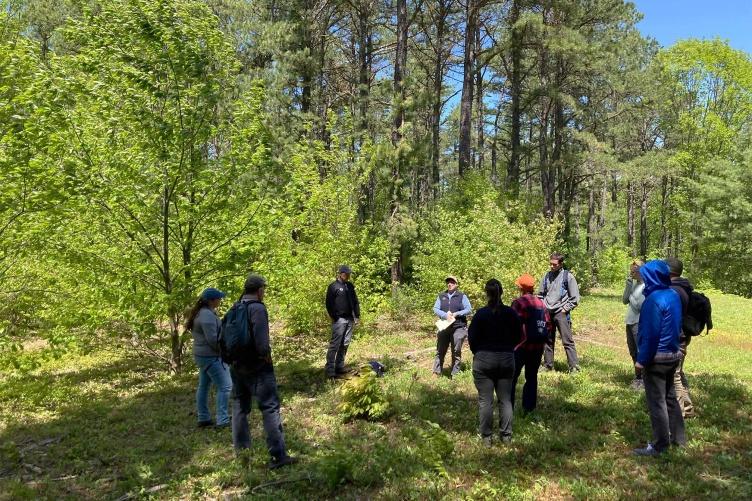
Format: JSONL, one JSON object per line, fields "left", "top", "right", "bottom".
{"left": 1, "top": 290, "right": 751, "bottom": 499}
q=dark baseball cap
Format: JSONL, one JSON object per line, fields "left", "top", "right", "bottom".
{"left": 200, "top": 288, "right": 226, "bottom": 300}
{"left": 338, "top": 265, "right": 352, "bottom": 274}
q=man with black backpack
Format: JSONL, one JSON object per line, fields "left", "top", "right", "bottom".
{"left": 665, "top": 257, "right": 713, "bottom": 419}
{"left": 538, "top": 253, "right": 581, "bottom": 373}
{"left": 221, "top": 273, "right": 297, "bottom": 469}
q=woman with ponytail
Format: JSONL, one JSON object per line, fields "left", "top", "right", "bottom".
{"left": 468, "top": 278, "right": 523, "bottom": 445}
{"left": 186, "top": 287, "right": 232, "bottom": 428}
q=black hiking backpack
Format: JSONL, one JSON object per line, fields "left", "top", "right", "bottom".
{"left": 683, "top": 291, "right": 713, "bottom": 337}
{"left": 219, "top": 300, "right": 259, "bottom": 364}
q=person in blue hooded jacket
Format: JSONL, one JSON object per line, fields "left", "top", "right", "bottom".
{"left": 633, "top": 260, "right": 686, "bottom": 456}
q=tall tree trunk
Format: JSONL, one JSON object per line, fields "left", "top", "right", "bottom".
{"left": 390, "top": 0, "right": 408, "bottom": 293}
{"left": 659, "top": 175, "right": 670, "bottom": 251}
{"left": 490, "top": 104, "right": 501, "bottom": 185}
{"left": 475, "top": 24, "right": 484, "bottom": 172}
{"left": 626, "top": 180, "right": 635, "bottom": 253}
{"left": 356, "top": 5, "right": 373, "bottom": 224}
{"left": 586, "top": 184, "right": 595, "bottom": 255}
{"left": 458, "top": 0, "right": 477, "bottom": 176}
{"left": 431, "top": 1, "right": 448, "bottom": 199}
{"left": 639, "top": 181, "right": 649, "bottom": 259}
{"left": 506, "top": 0, "right": 522, "bottom": 194}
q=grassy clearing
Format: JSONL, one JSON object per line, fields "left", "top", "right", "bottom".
{"left": 1, "top": 289, "right": 751, "bottom": 500}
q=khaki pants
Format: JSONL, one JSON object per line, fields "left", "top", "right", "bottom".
{"left": 674, "top": 336, "right": 694, "bottom": 418}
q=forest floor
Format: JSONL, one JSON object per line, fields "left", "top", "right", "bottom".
{"left": 1, "top": 289, "right": 752, "bottom": 500}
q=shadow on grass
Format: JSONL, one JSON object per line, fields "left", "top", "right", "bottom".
{"left": 1, "top": 352, "right": 751, "bottom": 499}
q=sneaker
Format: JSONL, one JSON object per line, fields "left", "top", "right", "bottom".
{"left": 481, "top": 436, "right": 493, "bottom": 447}
{"left": 500, "top": 435, "right": 512, "bottom": 444}
{"left": 197, "top": 420, "right": 214, "bottom": 428}
{"left": 269, "top": 455, "right": 299, "bottom": 470}
{"left": 214, "top": 421, "right": 231, "bottom": 429}
{"left": 542, "top": 365, "right": 554, "bottom": 372}
{"left": 633, "top": 443, "right": 660, "bottom": 457}
{"left": 629, "top": 378, "right": 644, "bottom": 391}
{"left": 335, "top": 367, "right": 354, "bottom": 375}
{"left": 569, "top": 366, "right": 581, "bottom": 374}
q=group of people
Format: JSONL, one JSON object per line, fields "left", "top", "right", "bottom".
{"left": 433, "top": 253, "right": 692, "bottom": 455}
{"left": 185, "top": 252, "right": 694, "bottom": 469}
{"left": 184, "top": 266, "right": 362, "bottom": 469}
{"left": 431, "top": 252, "right": 580, "bottom": 445}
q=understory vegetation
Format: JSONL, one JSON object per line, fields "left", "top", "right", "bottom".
{"left": 1, "top": 290, "right": 750, "bottom": 499}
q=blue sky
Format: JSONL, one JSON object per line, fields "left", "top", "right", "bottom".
{"left": 631, "top": 0, "right": 752, "bottom": 54}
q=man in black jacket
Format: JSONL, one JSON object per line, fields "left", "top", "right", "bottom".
{"left": 325, "top": 265, "right": 360, "bottom": 379}
{"left": 665, "top": 257, "right": 695, "bottom": 418}
{"left": 230, "top": 273, "right": 297, "bottom": 469}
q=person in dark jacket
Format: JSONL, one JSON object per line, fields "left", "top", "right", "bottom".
{"left": 665, "top": 257, "right": 695, "bottom": 418}
{"left": 510, "top": 274, "right": 552, "bottom": 413}
{"left": 432, "top": 275, "right": 473, "bottom": 377}
{"left": 229, "top": 274, "right": 297, "bottom": 469}
{"left": 469, "top": 279, "right": 523, "bottom": 445}
{"left": 186, "top": 287, "right": 232, "bottom": 428}
{"left": 633, "top": 260, "right": 686, "bottom": 456}
{"left": 325, "top": 265, "right": 360, "bottom": 379}
{"left": 538, "top": 253, "right": 581, "bottom": 373}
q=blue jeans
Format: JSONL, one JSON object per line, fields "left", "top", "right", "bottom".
{"left": 230, "top": 367, "right": 288, "bottom": 460}
{"left": 195, "top": 355, "right": 232, "bottom": 425}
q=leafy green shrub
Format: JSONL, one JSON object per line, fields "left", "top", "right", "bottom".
{"left": 336, "top": 370, "right": 391, "bottom": 422}
{"left": 413, "top": 188, "right": 559, "bottom": 307}
{"left": 595, "top": 246, "right": 633, "bottom": 287}
{"left": 415, "top": 420, "right": 454, "bottom": 478}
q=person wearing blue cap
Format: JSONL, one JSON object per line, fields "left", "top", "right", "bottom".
{"left": 185, "top": 287, "right": 232, "bottom": 428}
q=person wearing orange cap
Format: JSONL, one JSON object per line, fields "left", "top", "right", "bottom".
{"left": 511, "top": 274, "right": 553, "bottom": 413}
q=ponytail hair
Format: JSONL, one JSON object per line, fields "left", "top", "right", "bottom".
{"left": 185, "top": 297, "right": 210, "bottom": 331}
{"left": 485, "top": 278, "right": 503, "bottom": 312}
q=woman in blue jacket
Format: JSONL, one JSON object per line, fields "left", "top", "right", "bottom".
{"left": 633, "top": 260, "right": 686, "bottom": 456}
{"left": 186, "top": 288, "right": 232, "bottom": 428}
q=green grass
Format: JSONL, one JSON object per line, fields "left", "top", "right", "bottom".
{"left": 1, "top": 290, "right": 751, "bottom": 499}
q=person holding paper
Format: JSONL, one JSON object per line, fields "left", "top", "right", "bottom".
{"left": 432, "top": 275, "right": 472, "bottom": 378}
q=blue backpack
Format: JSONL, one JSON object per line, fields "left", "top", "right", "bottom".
{"left": 219, "top": 300, "right": 259, "bottom": 364}
{"left": 524, "top": 305, "right": 550, "bottom": 344}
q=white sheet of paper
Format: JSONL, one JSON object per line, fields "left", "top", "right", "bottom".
{"left": 435, "top": 318, "right": 453, "bottom": 332}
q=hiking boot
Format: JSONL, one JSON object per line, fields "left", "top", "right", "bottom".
{"left": 481, "top": 436, "right": 493, "bottom": 448}
{"left": 500, "top": 435, "right": 512, "bottom": 444}
{"left": 197, "top": 420, "right": 214, "bottom": 428}
{"left": 269, "top": 455, "right": 299, "bottom": 470}
{"left": 542, "top": 365, "right": 554, "bottom": 372}
{"left": 568, "top": 366, "right": 581, "bottom": 374}
{"left": 633, "top": 443, "right": 660, "bottom": 457}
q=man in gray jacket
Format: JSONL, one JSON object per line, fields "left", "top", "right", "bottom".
{"left": 538, "top": 253, "right": 581, "bottom": 373}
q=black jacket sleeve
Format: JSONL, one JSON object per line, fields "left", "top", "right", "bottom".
{"left": 325, "top": 282, "right": 336, "bottom": 319}
{"left": 351, "top": 284, "right": 361, "bottom": 319}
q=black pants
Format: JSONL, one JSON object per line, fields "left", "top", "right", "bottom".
{"left": 543, "top": 310, "right": 579, "bottom": 369}
{"left": 512, "top": 348, "right": 544, "bottom": 412}
{"left": 643, "top": 360, "right": 686, "bottom": 452}
{"left": 472, "top": 351, "right": 515, "bottom": 439}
